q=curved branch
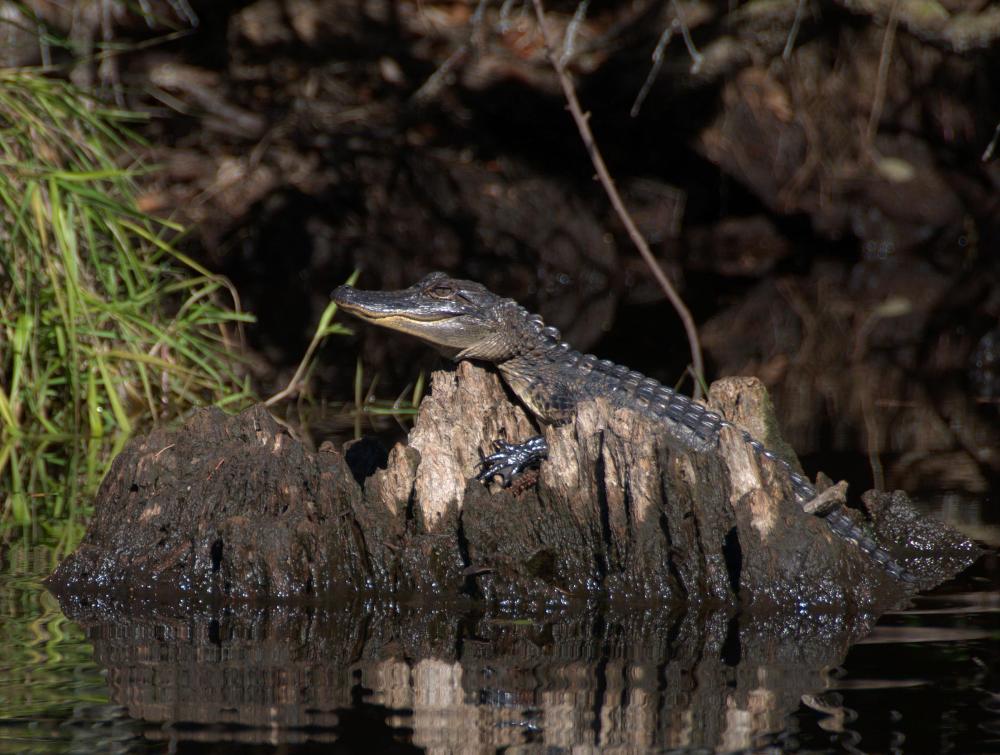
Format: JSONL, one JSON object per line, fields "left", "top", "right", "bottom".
{"left": 530, "top": 0, "right": 705, "bottom": 397}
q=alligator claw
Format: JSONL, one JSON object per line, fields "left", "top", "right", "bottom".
{"left": 475, "top": 435, "right": 548, "bottom": 487}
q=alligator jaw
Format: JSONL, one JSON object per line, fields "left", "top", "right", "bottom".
{"left": 333, "top": 285, "right": 459, "bottom": 322}
{"left": 332, "top": 281, "right": 495, "bottom": 355}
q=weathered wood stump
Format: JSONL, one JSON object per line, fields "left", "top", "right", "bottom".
{"left": 47, "top": 362, "right": 980, "bottom": 612}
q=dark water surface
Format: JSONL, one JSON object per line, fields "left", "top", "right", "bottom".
{"left": 1, "top": 510, "right": 998, "bottom": 754}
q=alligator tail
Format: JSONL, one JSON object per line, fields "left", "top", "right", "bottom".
{"left": 726, "top": 423, "right": 914, "bottom": 582}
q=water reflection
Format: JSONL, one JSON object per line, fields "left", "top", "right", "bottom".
{"left": 0, "top": 539, "right": 996, "bottom": 752}
{"left": 0, "top": 542, "right": 114, "bottom": 754}
{"left": 46, "top": 594, "right": 882, "bottom": 752}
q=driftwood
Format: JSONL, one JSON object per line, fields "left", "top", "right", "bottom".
{"left": 47, "top": 362, "right": 980, "bottom": 612}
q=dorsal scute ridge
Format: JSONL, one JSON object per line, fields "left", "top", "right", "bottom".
{"left": 716, "top": 417, "right": 911, "bottom": 577}
{"left": 517, "top": 307, "right": 543, "bottom": 333}
{"left": 517, "top": 304, "right": 562, "bottom": 346}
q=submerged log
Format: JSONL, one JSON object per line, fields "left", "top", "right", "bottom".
{"left": 47, "top": 362, "right": 980, "bottom": 611}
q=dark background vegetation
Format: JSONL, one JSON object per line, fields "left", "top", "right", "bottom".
{"left": 5, "top": 0, "right": 998, "bottom": 505}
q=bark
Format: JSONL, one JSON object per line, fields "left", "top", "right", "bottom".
{"left": 48, "top": 362, "right": 980, "bottom": 612}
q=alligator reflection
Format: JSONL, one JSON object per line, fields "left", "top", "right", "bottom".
{"left": 53, "top": 596, "right": 881, "bottom": 751}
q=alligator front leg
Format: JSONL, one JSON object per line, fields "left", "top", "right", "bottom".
{"left": 475, "top": 435, "right": 549, "bottom": 487}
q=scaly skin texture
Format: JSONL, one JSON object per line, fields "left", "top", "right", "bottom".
{"left": 333, "top": 272, "right": 911, "bottom": 581}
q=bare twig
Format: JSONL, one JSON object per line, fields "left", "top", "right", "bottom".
{"left": 983, "top": 120, "right": 1000, "bottom": 162}
{"left": 411, "top": 43, "right": 469, "bottom": 103}
{"left": 631, "top": 3, "right": 702, "bottom": 121}
{"left": 670, "top": 0, "right": 703, "bottom": 73}
{"left": 168, "top": 0, "right": 198, "bottom": 27}
{"left": 411, "top": 0, "right": 490, "bottom": 104}
{"left": 531, "top": 0, "right": 705, "bottom": 396}
{"left": 264, "top": 342, "right": 320, "bottom": 407}
{"left": 560, "top": 0, "right": 591, "bottom": 65}
{"left": 630, "top": 18, "right": 677, "bottom": 118}
{"left": 499, "top": 0, "right": 519, "bottom": 32}
{"left": 782, "top": 0, "right": 807, "bottom": 60}
{"left": 865, "top": 0, "right": 899, "bottom": 150}
{"left": 499, "top": 0, "right": 530, "bottom": 33}
{"left": 469, "top": 0, "right": 490, "bottom": 48}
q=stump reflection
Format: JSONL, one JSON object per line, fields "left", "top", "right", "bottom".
{"left": 57, "top": 597, "right": 877, "bottom": 750}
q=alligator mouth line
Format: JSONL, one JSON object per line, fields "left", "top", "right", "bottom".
{"left": 337, "top": 306, "right": 456, "bottom": 324}
{"left": 333, "top": 287, "right": 460, "bottom": 324}
{"left": 361, "top": 312, "right": 456, "bottom": 324}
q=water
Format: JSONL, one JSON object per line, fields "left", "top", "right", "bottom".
{"left": 1, "top": 530, "right": 997, "bottom": 753}
{"left": 0, "top": 541, "right": 116, "bottom": 754}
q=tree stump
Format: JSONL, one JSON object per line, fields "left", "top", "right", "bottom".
{"left": 48, "top": 362, "right": 980, "bottom": 612}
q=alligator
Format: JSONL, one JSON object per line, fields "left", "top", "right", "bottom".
{"left": 333, "top": 272, "right": 912, "bottom": 582}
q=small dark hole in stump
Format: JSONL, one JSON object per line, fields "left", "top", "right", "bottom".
{"left": 208, "top": 618, "right": 221, "bottom": 646}
{"left": 211, "top": 539, "right": 224, "bottom": 573}
{"left": 723, "top": 526, "right": 742, "bottom": 594}
{"left": 344, "top": 438, "right": 389, "bottom": 485}
{"left": 721, "top": 614, "right": 742, "bottom": 667}
{"left": 129, "top": 483, "right": 138, "bottom": 493}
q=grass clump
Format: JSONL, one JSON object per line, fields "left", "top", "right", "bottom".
{"left": 0, "top": 69, "right": 253, "bottom": 528}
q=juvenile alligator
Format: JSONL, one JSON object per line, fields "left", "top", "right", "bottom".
{"left": 333, "top": 272, "right": 911, "bottom": 582}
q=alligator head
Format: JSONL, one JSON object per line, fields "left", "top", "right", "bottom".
{"left": 332, "top": 272, "right": 544, "bottom": 362}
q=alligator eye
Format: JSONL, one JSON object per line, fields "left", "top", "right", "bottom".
{"left": 428, "top": 284, "right": 455, "bottom": 299}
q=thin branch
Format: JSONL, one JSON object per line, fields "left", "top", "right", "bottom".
{"left": 411, "top": 0, "right": 490, "bottom": 104}
{"left": 264, "top": 335, "right": 322, "bottom": 407}
{"left": 560, "top": 0, "right": 591, "bottom": 65}
{"left": 782, "top": 0, "right": 807, "bottom": 60}
{"left": 670, "top": 0, "right": 703, "bottom": 73}
{"left": 530, "top": 0, "right": 705, "bottom": 397}
{"left": 983, "top": 119, "right": 1000, "bottom": 162}
{"left": 499, "top": 0, "right": 519, "bottom": 33}
{"left": 412, "top": 45, "right": 469, "bottom": 103}
{"left": 631, "top": 18, "right": 677, "bottom": 118}
{"left": 865, "top": 0, "right": 899, "bottom": 150}
{"left": 632, "top": 3, "right": 702, "bottom": 122}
